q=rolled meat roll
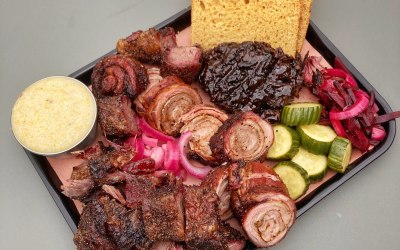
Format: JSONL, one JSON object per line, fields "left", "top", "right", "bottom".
{"left": 91, "top": 54, "right": 148, "bottom": 99}
{"left": 180, "top": 105, "right": 228, "bottom": 163}
{"left": 230, "top": 162, "right": 296, "bottom": 248}
{"left": 135, "top": 75, "right": 186, "bottom": 116}
{"left": 146, "top": 83, "right": 202, "bottom": 136}
{"left": 201, "top": 165, "right": 233, "bottom": 220}
{"left": 210, "top": 111, "right": 274, "bottom": 163}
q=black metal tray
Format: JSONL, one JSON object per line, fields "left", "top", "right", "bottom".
{"left": 25, "top": 6, "right": 396, "bottom": 235}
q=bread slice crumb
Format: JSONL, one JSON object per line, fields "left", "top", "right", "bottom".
{"left": 191, "top": 0, "right": 301, "bottom": 56}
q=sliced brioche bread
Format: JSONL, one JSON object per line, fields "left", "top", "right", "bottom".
{"left": 191, "top": 0, "right": 301, "bottom": 56}
{"left": 297, "top": 0, "right": 313, "bottom": 52}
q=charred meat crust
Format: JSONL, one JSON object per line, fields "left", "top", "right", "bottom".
{"left": 116, "top": 27, "right": 177, "bottom": 64}
{"left": 74, "top": 192, "right": 151, "bottom": 250}
{"left": 97, "top": 95, "right": 140, "bottom": 139}
{"left": 91, "top": 54, "right": 149, "bottom": 99}
{"left": 142, "top": 181, "right": 185, "bottom": 242}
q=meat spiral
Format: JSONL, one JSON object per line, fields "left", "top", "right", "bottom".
{"left": 210, "top": 111, "right": 274, "bottom": 163}
{"left": 230, "top": 162, "right": 296, "bottom": 248}
{"left": 135, "top": 75, "right": 186, "bottom": 116}
{"left": 146, "top": 83, "right": 202, "bottom": 136}
{"left": 91, "top": 54, "right": 148, "bottom": 99}
{"left": 180, "top": 105, "right": 228, "bottom": 163}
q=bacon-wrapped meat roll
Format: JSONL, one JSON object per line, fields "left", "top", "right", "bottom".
{"left": 230, "top": 162, "right": 296, "bottom": 248}
{"left": 210, "top": 111, "right": 274, "bottom": 163}
{"left": 146, "top": 83, "right": 202, "bottom": 136}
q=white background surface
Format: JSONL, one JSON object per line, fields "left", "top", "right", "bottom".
{"left": 1, "top": 0, "right": 399, "bottom": 249}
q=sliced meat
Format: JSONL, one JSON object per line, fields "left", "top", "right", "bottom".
{"left": 180, "top": 105, "right": 228, "bottom": 164}
{"left": 116, "top": 27, "right": 177, "bottom": 64}
{"left": 97, "top": 95, "right": 140, "bottom": 139}
{"left": 210, "top": 111, "right": 274, "bottom": 163}
{"left": 135, "top": 75, "right": 186, "bottom": 116}
{"left": 230, "top": 162, "right": 296, "bottom": 248}
{"left": 74, "top": 192, "right": 151, "bottom": 250}
{"left": 91, "top": 54, "right": 148, "bottom": 99}
{"left": 198, "top": 42, "right": 303, "bottom": 121}
{"left": 161, "top": 46, "right": 202, "bottom": 83}
{"left": 146, "top": 83, "right": 203, "bottom": 136}
{"left": 202, "top": 166, "right": 233, "bottom": 220}
{"left": 142, "top": 179, "right": 185, "bottom": 242}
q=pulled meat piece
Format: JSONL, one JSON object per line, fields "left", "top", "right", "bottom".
{"left": 117, "top": 27, "right": 177, "bottom": 64}
{"left": 135, "top": 75, "right": 186, "bottom": 116}
{"left": 184, "top": 185, "right": 244, "bottom": 250}
{"left": 74, "top": 192, "right": 151, "bottom": 250}
{"left": 62, "top": 145, "right": 134, "bottom": 200}
{"left": 97, "top": 95, "right": 140, "bottom": 139}
{"left": 230, "top": 162, "right": 296, "bottom": 248}
{"left": 62, "top": 162, "right": 94, "bottom": 200}
{"left": 180, "top": 105, "right": 228, "bottom": 164}
{"left": 101, "top": 185, "right": 126, "bottom": 205}
{"left": 210, "top": 111, "right": 274, "bottom": 163}
{"left": 161, "top": 46, "right": 202, "bottom": 83}
{"left": 91, "top": 54, "right": 148, "bottom": 99}
{"left": 146, "top": 83, "right": 202, "bottom": 136}
{"left": 198, "top": 42, "right": 303, "bottom": 121}
{"left": 142, "top": 178, "right": 185, "bottom": 242}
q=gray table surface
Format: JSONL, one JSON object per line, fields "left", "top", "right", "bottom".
{"left": 1, "top": 0, "right": 399, "bottom": 249}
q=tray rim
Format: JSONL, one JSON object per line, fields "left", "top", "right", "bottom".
{"left": 25, "top": 6, "right": 397, "bottom": 233}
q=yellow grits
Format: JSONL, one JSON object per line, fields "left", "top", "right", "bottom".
{"left": 11, "top": 76, "right": 97, "bottom": 154}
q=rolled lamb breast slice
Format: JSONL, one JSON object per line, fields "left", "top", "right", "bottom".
{"left": 210, "top": 111, "right": 274, "bottom": 163}
{"left": 180, "top": 104, "right": 228, "bottom": 164}
{"left": 230, "top": 162, "right": 296, "bottom": 248}
{"left": 146, "top": 83, "right": 202, "bottom": 136}
{"left": 201, "top": 165, "right": 233, "bottom": 220}
{"left": 135, "top": 75, "right": 186, "bottom": 116}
